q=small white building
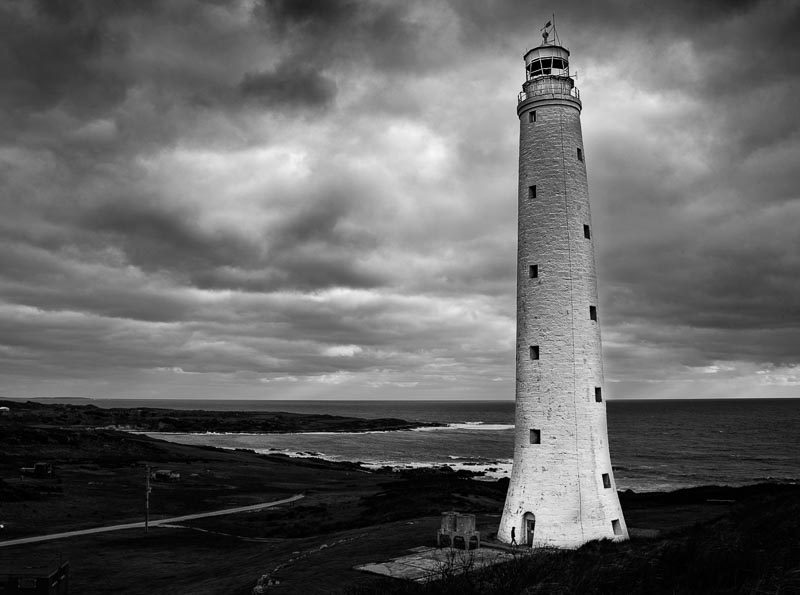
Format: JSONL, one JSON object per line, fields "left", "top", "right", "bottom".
{"left": 0, "top": 407, "right": 10, "bottom": 416}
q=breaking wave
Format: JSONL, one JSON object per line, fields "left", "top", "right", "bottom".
{"left": 413, "top": 422, "right": 514, "bottom": 432}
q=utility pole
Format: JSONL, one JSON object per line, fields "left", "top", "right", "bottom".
{"left": 145, "top": 465, "right": 151, "bottom": 533}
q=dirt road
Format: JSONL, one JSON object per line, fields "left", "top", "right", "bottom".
{"left": 0, "top": 493, "right": 304, "bottom": 548}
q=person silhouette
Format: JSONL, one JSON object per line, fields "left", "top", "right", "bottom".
{"left": 510, "top": 526, "right": 517, "bottom": 546}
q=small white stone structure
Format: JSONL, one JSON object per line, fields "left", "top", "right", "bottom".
{"left": 497, "top": 28, "right": 629, "bottom": 548}
{"left": 437, "top": 512, "right": 480, "bottom": 549}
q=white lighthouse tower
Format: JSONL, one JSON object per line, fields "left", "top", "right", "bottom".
{"left": 497, "top": 24, "right": 628, "bottom": 548}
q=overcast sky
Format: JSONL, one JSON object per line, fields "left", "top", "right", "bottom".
{"left": 1, "top": 0, "right": 799, "bottom": 401}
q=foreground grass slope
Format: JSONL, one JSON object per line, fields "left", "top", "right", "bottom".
{"left": 350, "top": 484, "right": 800, "bottom": 595}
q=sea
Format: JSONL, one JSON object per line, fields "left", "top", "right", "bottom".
{"left": 74, "top": 397, "right": 800, "bottom": 494}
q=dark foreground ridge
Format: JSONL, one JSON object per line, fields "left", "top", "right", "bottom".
{"left": 0, "top": 402, "right": 798, "bottom": 594}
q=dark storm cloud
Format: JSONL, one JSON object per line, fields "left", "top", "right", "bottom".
{"left": 0, "top": 241, "right": 191, "bottom": 323}
{"left": 261, "top": 0, "right": 358, "bottom": 29}
{"left": 77, "top": 193, "right": 387, "bottom": 293}
{"left": 240, "top": 63, "right": 337, "bottom": 110}
{"left": 259, "top": 0, "right": 448, "bottom": 74}
{"left": 453, "top": 0, "right": 761, "bottom": 43}
{"left": 0, "top": 1, "right": 127, "bottom": 116}
{"left": 83, "top": 200, "right": 256, "bottom": 275}
{"left": 268, "top": 188, "right": 378, "bottom": 255}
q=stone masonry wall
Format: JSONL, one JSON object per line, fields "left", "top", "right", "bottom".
{"left": 497, "top": 84, "right": 628, "bottom": 548}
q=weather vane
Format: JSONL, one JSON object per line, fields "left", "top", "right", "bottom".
{"left": 541, "top": 20, "right": 552, "bottom": 44}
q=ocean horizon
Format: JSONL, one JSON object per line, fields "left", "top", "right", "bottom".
{"left": 35, "top": 397, "right": 789, "bottom": 494}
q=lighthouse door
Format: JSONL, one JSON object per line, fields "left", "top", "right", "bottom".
{"left": 523, "top": 512, "right": 535, "bottom": 546}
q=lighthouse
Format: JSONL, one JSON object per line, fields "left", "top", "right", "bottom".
{"left": 497, "top": 24, "right": 628, "bottom": 548}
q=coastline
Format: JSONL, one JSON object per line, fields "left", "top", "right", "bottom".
{"left": 0, "top": 398, "right": 443, "bottom": 433}
{"left": 3, "top": 398, "right": 797, "bottom": 492}
{"left": 140, "top": 421, "right": 518, "bottom": 482}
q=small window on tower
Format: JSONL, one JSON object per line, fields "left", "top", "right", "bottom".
{"left": 529, "top": 429, "right": 541, "bottom": 444}
{"left": 529, "top": 110, "right": 536, "bottom": 123}
{"left": 583, "top": 225, "right": 591, "bottom": 239}
{"left": 589, "top": 306, "right": 597, "bottom": 321}
{"left": 577, "top": 147, "right": 584, "bottom": 161}
{"left": 595, "top": 387, "right": 603, "bottom": 402}
{"left": 529, "top": 264, "right": 538, "bottom": 278}
{"left": 602, "top": 473, "right": 611, "bottom": 489}
{"left": 530, "top": 345, "right": 539, "bottom": 360}
{"left": 529, "top": 185, "right": 537, "bottom": 199}
{"left": 612, "top": 519, "right": 623, "bottom": 535}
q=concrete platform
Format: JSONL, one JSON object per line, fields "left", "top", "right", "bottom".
{"left": 354, "top": 546, "right": 515, "bottom": 583}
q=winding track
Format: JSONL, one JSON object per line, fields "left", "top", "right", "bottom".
{"left": 0, "top": 493, "right": 304, "bottom": 548}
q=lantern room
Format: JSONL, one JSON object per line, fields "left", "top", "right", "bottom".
{"left": 524, "top": 44, "right": 571, "bottom": 80}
